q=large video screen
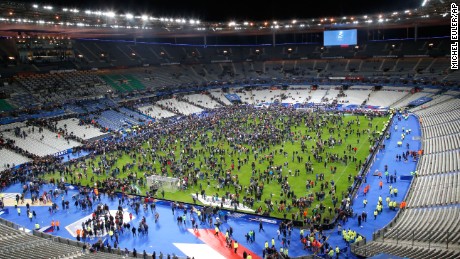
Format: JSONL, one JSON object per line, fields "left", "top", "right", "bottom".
{"left": 324, "top": 29, "right": 357, "bottom": 46}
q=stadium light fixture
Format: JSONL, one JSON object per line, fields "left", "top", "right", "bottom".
{"left": 43, "top": 6, "right": 53, "bottom": 10}
{"left": 105, "top": 12, "right": 116, "bottom": 18}
{"left": 141, "top": 15, "right": 148, "bottom": 21}
{"left": 292, "top": 19, "right": 297, "bottom": 24}
{"left": 126, "top": 14, "right": 134, "bottom": 19}
{"left": 32, "top": 4, "right": 39, "bottom": 8}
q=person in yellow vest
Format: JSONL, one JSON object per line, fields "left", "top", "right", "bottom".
{"left": 265, "top": 241, "right": 269, "bottom": 249}
{"left": 394, "top": 188, "right": 398, "bottom": 197}
{"left": 271, "top": 237, "right": 275, "bottom": 247}
{"left": 17, "top": 207, "right": 21, "bottom": 216}
{"left": 109, "top": 229, "right": 114, "bottom": 240}
{"left": 233, "top": 240, "right": 238, "bottom": 253}
{"left": 328, "top": 248, "right": 334, "bottom": 258}
{"left": 374, "top": 209, "right": 378, "bottom": 220}
{"left": 247, "top": 254, "right": 252, "bottom": 259}
{"left": 35, "top": 223, "right": 40, "bottom": 230}
{"left": 280, "top": 247, "right": 283, "bottom": 254}
{"left": 284, "top": 248, "right": 288, "bottom": 256}
{"left": 336, "top": 246, "right": 340, "bottom": 258}
{"left": 28, "top": 211, "right": 33, "bottom": 222}
{"left": 214, "top": 226, "right": 219, "bottom": 237}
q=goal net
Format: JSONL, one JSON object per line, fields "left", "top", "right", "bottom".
{"left": 146, "top": 175, "right": 180, "bottom": 193}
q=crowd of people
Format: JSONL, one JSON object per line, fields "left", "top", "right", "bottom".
{"left": 0, "top": 104, "right": 391, "bottom": 258}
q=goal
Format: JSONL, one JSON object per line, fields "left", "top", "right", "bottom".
{"left": 146, "top": 175, "right": 180, "bottom": 193}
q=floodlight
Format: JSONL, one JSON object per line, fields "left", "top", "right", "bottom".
{"left": 105, "top": 12, "right": 116, "bottom": 18}
{"left": 126, "top": 14, "right": 134, "bottom": 19}
{"left": 32, "top": 4, "right": 39, "bottom": 8}
{"left": 141, "top": 15, "right": 148, "bottom": 21}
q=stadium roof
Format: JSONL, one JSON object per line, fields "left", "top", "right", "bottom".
{"left": 0, "top": 0, "right": 451, "bottom": 39}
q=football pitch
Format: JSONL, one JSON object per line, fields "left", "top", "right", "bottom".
{"left": 44, "top": 110, "right": 388, "bottom": 221}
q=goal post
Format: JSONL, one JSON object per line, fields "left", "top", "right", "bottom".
{"left": 146, "top": 175, "right": 180, "bottom": 193}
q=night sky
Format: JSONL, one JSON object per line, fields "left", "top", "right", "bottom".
{"left": 25, "top": 0, "right": 422, "bottom": 22}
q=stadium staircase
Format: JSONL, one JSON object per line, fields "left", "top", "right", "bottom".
{"left": 389, "top": 89, "right": 415, "bottom": 107}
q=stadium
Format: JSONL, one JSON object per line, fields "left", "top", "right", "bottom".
{"left": 0, "top": 0, "right": 458, "bottom": 258}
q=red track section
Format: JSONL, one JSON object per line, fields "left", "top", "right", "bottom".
{"left": 188, "top": 229, "right": 262, "bottom": 259}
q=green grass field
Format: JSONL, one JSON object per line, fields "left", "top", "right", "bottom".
{"left": 44, "top": 112, "right": 387, "bottom": 221}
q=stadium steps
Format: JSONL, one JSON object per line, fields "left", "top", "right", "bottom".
{"left": 353, "top": 241, "right": 460, "bottom": 259}
{"left": 389, "top": 91, "right": 415, "bottom": 108}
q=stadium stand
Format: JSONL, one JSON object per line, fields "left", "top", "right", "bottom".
{"left": 156, "top": 98, "right": 203, "bottom": 115}
{"left": 0, "top": 1, "right": 457, "bottom": 258}
{"left": 137, "top": 104, "right": 177, "bottom": 119}
{"left": 0, "top": 148, "right": 31, "bottom": 171}
{"left": 1, "top": 124, "right": 81, "bottom": 156}
{"left": 55, "top": 118, "right": 107, "bottom": 140}
{"left": 354, "top": 96, "right": 460, "bottom": 258}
